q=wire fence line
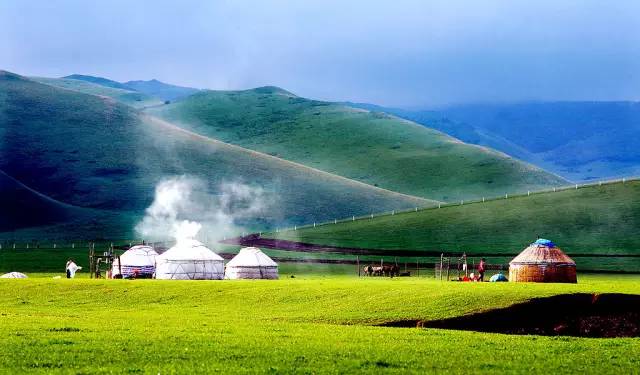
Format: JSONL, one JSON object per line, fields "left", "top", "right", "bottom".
{"left": 270, "top": 176, "right": 639, "bottom": 235}
{"left": 1, "top": 176, "right": 638, "bottom": 248}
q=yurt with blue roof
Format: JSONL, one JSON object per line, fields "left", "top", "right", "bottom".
{"left": 509, "top": 239, "right": 577, "bottom": 283}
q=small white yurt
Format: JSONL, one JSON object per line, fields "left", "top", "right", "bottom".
{"left": 225, "top": 247, "right": 278, "bottom": 279}
{"left": 155, "top": 239, "right": 224, "bottom": 280}
{"left": 112, "top": 245, "right": 158, "bottom": 278}
{"left": 0, "top": 272, "right": 27, "bottom": 279}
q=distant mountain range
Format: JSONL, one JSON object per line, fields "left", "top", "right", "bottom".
{"left": 64, "top": 74, "right": 199, "bottom": 102}
{"left": 347, "top": 102, "right": 640, "bottom": 181}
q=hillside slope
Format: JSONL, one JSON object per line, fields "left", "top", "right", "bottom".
{"left": 63, "top": 74, "right": 131, "bottom": 90}
{"left": 32, "top": 77, "right": 163, "bottom": 109}
{"left": 360, "top": 102, "right": 640, "bottom": 181}
{"left": 0, "top": 71, "right": 430, "bottom": 238}
{"left": 149, "top": 88, "right": 568, "bottom": 202}
{"left": 268, "top": 180, "right": 640, "bottom": 255}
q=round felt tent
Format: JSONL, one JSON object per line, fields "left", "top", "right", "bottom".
{"left": 0, "top": 272, "right": 27, "bottom": 279}
{"left": 225, "top": 247, "right": 278, "bottom": 279}
{"left": 112, "top": 245, "right": 158, "bottom": 278}
{"left": 509, "top": 239, "right": 577, "bottom": 283}
{"left": 155, "top": 239, "right": 224, "bottom": 280}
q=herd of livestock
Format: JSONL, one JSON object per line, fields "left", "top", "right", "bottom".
{"left": 362, "top": 264, "right": 400, "bottom": 277}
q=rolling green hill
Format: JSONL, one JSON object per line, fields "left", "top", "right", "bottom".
{"left": 0, "top": 70, "right": 431, "bottom": 239}
{"left": 267, "top": 180, "right": 640, "bottom": 256}
{"left": 31, "top": 77, "right": 164, "bottom": 109}
{"left": 149, "top": 88, "right": 569, "bottom": 202}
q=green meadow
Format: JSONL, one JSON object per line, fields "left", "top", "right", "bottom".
{"left": 0, "top": 275, "right": 639, "bottom": 374}
{"left": 268, "top": 180, "right": 640, "bottom": 256}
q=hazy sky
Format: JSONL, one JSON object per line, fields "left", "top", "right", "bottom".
{"left": 1, "top": 0, "right": 639, "bottom": 107}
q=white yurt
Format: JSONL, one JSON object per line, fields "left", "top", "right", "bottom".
{"left": 0, "top": 272, "right": 27, "bottom": 279}
{"left": 225, "top": 247, "right": 279, "bottom": 279}
{"left": 112, "top": 245, "right": 158, "bottom": 278}
{"left": 155, "top": 239, "right": 224, "bottom": 280}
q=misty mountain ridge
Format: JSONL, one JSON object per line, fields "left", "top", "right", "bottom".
{"left": 347, "top": 101, "right": 640, "bottom": 181}
{"left": 63, "top": 74, "right": 200, "bottom": 102}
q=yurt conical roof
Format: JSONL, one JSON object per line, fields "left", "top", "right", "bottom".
{"left": 157, "top": 239, "right": 223, "bottom": 261}
{"left": 509, "top": 239, "right": 575, "bottom": 265}
{"left": 509, "top": 239, "right": 577, "bottom": 283}
{"left": 227, "top": 247, "right": 277, "bottom": 267}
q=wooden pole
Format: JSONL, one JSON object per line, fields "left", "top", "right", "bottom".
{"left": 439, "top": 254, "right": 443, "bottom": 281}
{"left": 357, "top": 256, "right": 360, "bottom": 277}
{"left": 446, "top": 257, "right": 450, "bottom": 281}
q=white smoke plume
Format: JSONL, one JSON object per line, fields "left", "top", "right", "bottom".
{"left": 135, "top": 176, "right": 268, "bottom": 244}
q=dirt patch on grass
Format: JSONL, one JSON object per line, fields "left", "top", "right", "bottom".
{"left": 381, "top": 293, "right": 640, "bottom": 338}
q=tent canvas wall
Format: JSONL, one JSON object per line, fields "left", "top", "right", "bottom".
{"left": 112, "top": 245, "right": 158, "bottom": 278}
{"left": 509, "top": 239, "right": 577, "bottom": 283}
{"left": 155, "top": 239, "right": 224, "bottom": 280}
{"left": 225, "top": 247, "right": 278, "bottom": 279}
{"left": 0, "top": 272, "right": 27, "bottom": 278}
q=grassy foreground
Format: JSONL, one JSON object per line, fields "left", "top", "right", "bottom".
{"left": 0, "top": 275, "right": 639, "bottom": 373}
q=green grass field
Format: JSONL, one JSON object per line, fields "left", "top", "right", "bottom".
{"left": 149, "top": 88, "right": 567, "bottom": 202}
{"left": 268, "top": 180, "right": 640, "bottom": 257}
{"left": 0, "top": 275, "right": 638, "bottom": 373}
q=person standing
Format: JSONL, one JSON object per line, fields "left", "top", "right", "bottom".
{"left": 65, "top": 259, "right": 81, "bottom": 278}
{"left": 478, "top": 258, "right": 486, "bottom": 282}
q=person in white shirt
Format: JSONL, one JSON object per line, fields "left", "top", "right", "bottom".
{"left": 65, "top": 259, "right": 81, "bottom": 278}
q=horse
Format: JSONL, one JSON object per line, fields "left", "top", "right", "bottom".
{"left": 363, "top": 265, "right": 373, "bottom": 276}
{"left": 382, "top": 265, "right": 400, "bottom": 277}
{"left": 372, "top": 266, "right": 384, "bottom": 276}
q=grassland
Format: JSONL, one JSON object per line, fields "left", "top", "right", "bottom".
{"left": 1, "top": 71, "right": 432, "bottom": 238}
{"left": 0, "top": 275, "right": 638, "bottom": 373}
{"left": 149, "top": 88, "right": 567, "bottom": 202}
{"left": 267, "top": 180, "right": 640, "bottom": 257}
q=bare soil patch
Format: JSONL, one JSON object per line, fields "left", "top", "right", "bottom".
{"left": 381, "top": 293, "right": 640, "bottom": 338}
